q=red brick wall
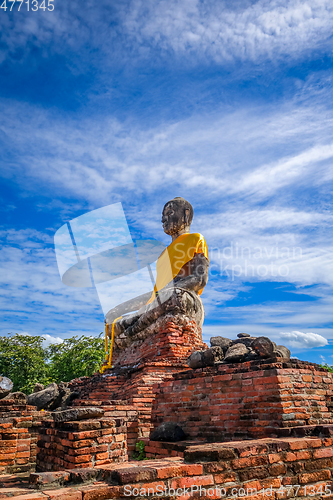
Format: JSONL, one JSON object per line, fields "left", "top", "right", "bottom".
{"left": 36, "top": 417, "right": 127, "bottom": 471}
{"left": 0, "top": 400, "right": 49, "bottom": 474}
{"left": 111, "top": 318, "right": 206, "bottom": 368}
{"left": 151, "top": 359, "right": 333, "bottom": 441}
{"left": 71, "top": 364, "right": 191, "bottom": 455}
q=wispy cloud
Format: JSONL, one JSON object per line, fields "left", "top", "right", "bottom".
{"left": 121, "top": 0, "right": 333, "bottom": 63}
{"left": 1, "top": 0, "right": 333, "bottom": 70}
{"left": 1, "top": 82, "right": 333, "bottom": 208}
{"left": 1, "top": 0, "right": 333, "bottom": 357}
{"left": 0, "top": 228, "right": 104, "bottom": 338}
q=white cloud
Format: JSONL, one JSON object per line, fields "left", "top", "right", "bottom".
{"left": 41, "top": 334, "right": 63, "bottom": 348}
{"left": 121, "top": 0, "right": 333, "bottom": 63}
{"left": 1, "top": 0, "right": 332, "bottom": 68}
{"left": 0, "top": 228, "right": 104, "bottom": 338}
{"left": 1, "top": 84, "right": 333, "bottom": 208}
{"left": 280, "top": 330, "right": 328, "bottom": 349}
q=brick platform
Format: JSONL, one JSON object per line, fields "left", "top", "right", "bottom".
{"left": 151, "top": 358, "right": 333, "bottom": 441}
{"left": 1, "top": 436, "right": 333, "bottom": 499}
{"left": 70, "top": 363, "right": 191, "bottom": 453}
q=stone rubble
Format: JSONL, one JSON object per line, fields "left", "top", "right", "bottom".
{"left": 187, "top": 333, "right": 291, "bottom": 369}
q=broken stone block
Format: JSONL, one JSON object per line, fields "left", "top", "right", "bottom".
{"left": 251, "top": 337, "right": 275, "bottom": 358}
{"left": 244, "top": 348, "right": 259, "bottom": 361}
{"left": 33, "top": 383, "right": 45, "bottom": 393}
{"left": 210, "top": 336, "right": 232, "bottom": 352}
{"left": 27, "top": 382, "right": 59, "bottom": 410}
{"left": 52, "top": 407, "right": 105, "bottom": 423}
{"left": 233, "top": 337, "right": 256, "bottom": 348}
{"left": 275, "top": 345, "right": 291, "bottom": 360}
{"left": 187, "top": 350, "right": 204, "bottom": 369}
{"left": 224, "top": 343, "right": 249, "bottom": 363}
{"left": 3, "top": 391, "right": 27, "bottom": 403}
{"left": 150, "top": 422, "right": 186, "bottom": 442}
{"left": 237, "top": 333, "right": 251, "bottom": 338}
{"left": 202, "top": 346, "right": 223, "bottom": 366}
{"left": 30, "top": 471, "right": 70, "bottom": 489}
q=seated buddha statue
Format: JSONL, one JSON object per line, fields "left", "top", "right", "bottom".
{"left": 105, "top": 197, "right": 209, "bottom": 347}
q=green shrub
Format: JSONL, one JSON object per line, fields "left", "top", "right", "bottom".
{"left": 0, "top": 333, "right": 105, "bottom": 394}
{"left": 0, "top": 334, "right": 51, "bottom": 394}
{"left": 46, "top": 334, "right": 105, "bottom": 383}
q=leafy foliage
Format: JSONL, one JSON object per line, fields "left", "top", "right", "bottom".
{"left": 0, "top": 333, "right": 105, "bottom": 394}
{"left": 133, "top": 440, "right": 146, "bottom": 460}
{"left": 47, "top": 335, "right": 105, "bottom": 383}
{"left": 320, "top": 364, "right": 333, "bottom": 373}
{"left": 0, "top": 334, "right": 51, "bottom": 394}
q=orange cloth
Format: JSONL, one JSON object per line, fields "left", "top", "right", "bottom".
{"left": 146, "top": 232, "right": 209, "bottom": 304}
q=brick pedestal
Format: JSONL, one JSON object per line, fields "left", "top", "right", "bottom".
{"left": 111, "top": 315, "right": 206, "bottom": 368}
{"left": 36, "top": 417, "right": 127, "bottom": 471}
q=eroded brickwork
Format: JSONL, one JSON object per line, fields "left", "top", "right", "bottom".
{"left": 111, "top": 318, "right": 207, "bottom": 368}
{"left": 36, "top": 417, "right": 127, "bottom": 471}
{"left": 5, "top": 436, "right": 333, "bottom": 499}
{"left": 0, "top": 400, "right": 49, "bottom": 474}
{"left": 151, "top": 359, "right": 333, "bottom": 441}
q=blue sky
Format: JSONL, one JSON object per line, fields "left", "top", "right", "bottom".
{"left": 1, "top": 0, "right": 333, "bottom": 363}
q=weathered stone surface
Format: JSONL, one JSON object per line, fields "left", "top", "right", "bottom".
{"left": 52, "top": 407, "right": 104, "bottom": 423}
{"left": 233, "top": 337, "right": 256, "bottom": 348}
{"left": 150, "top": 422, "right": 186, "bottom": 442}
{"left": 33, "top": 383, "right": 45, "bottom": 393}
{"left": 210, "top": 336, "right": 232, "bottom": 351}
{"left": 224, "top": 343, "right": 249, "bottom": 363}
{"left": 251, "top": 337, "right": 275, "bottom": 358}
{"left": 244, "top": 348, "right": 260, "bottom": 361}
{"left": 52, "top": 382, "right": 75, "bottom": 410}
{"left": 114, "top": 288, "right": 205, "bottom": 350}
{"left": 0, "top": 376, "right": 13, "bottom": 399}
{"left": 30, "top": 471, "right": 70, "bottom": 489}
{"left": 3, "top": 391, "right": 27, "bottom": 402}
{"left": 27, "top": 382, "right": 59, "bottom": 410}
{"left": 70, "top": 468, "right": 103, "bottom": 484}
{"left": 202, "top": 346, "right": 223, "bottom": 366}
{"left": 237, "top": 332, "right": 251, "bottom": 338}
{"left": 275, "top": 345, "right": 291, "bottom": 360}
{"left": 187, "top": 350, "right": 203, "bottom": 369}
{"left": 187, "top": 346, "right": 223, "bottom": 369}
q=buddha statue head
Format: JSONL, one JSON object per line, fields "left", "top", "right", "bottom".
{"left": 161, "top": 197, "right": 194, "bottom": 238}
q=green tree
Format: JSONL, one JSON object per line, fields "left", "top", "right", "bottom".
{"left": 46, "top": 334, "right": 105, "bottom": 383}
{"left": 0, "top": 333, "right": 105, "bottom": 394}
{"left": 0, "top": 333, "right": 51, "bottom": 394}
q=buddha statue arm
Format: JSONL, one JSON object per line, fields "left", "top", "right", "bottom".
{"left": 173, "top": 253, "right": 209, "bottom": 292}
{"left": 105, "top": 291, "right": 152, "bottom": 325}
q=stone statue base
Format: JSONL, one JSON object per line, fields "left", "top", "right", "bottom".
{"left": 109, "top": 289, "right": 207, "bottom": 369}
{"left": 111, "top": 314, "right": 206, "bottom": 369}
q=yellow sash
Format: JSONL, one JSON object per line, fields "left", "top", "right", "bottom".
{"left": 147, "top": 232, "right": 209, "bottom": 304}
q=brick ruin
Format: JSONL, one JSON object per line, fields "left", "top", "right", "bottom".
{"left": 1, "top": 313, "right": 333, "bottom": 499}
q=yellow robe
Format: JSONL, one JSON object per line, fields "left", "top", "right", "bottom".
{"left": 147, "top": 232, "right": 209, "bottom": 304}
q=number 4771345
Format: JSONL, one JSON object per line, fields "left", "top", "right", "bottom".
{"left": 1, "top": 0, "right": 54, "bottom": 11}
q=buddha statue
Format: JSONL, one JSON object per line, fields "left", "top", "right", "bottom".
{"left": 105, "top": 197, "right": 209, "bottom": 349}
